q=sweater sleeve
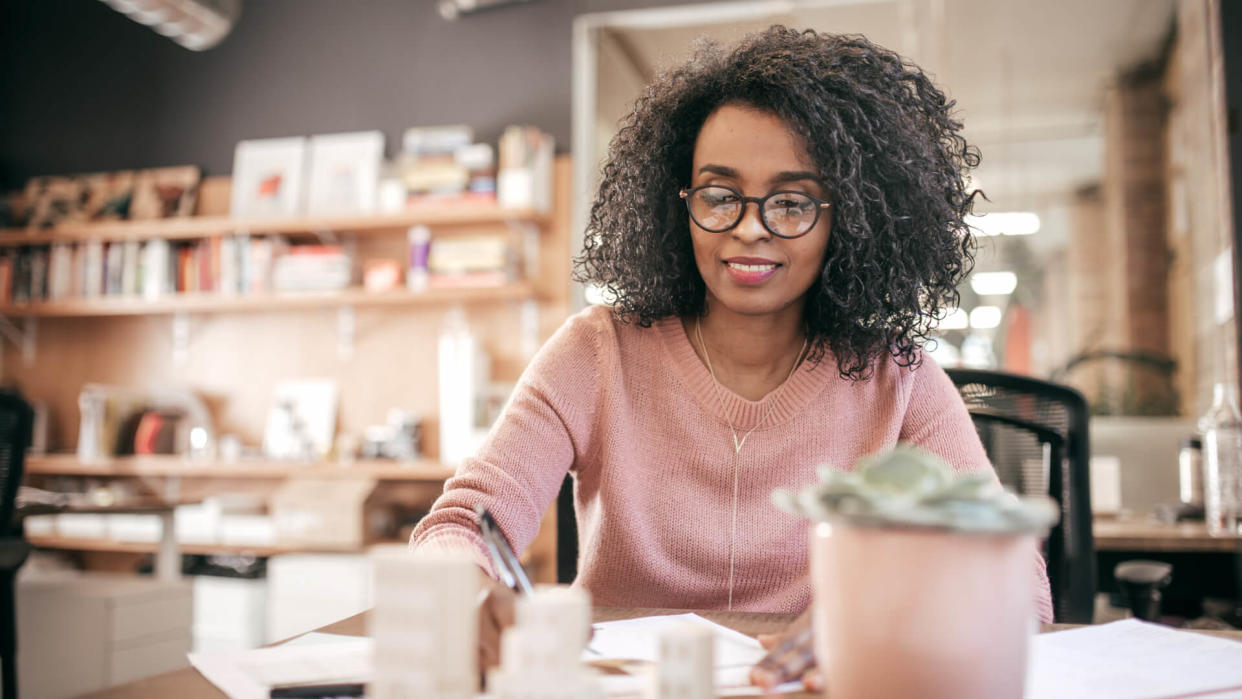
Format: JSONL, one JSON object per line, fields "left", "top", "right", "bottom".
{"left": 899, "top": 356, "right": 1057, "bottom": 623}
{"left": 409, "top": 309, "right": 605, "bottom": 577}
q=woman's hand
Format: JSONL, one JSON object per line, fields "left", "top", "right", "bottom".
{"left": 749, "top": 607, "right": 823, "bottom": 693}
{"left": 477, "top": 573, "right": 516, "bottom": 672}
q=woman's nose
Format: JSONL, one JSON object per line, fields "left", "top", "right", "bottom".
{"left": 732, "top": 201, "right": 771, "bottom": 242}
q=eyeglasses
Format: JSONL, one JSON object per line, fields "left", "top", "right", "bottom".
{"left": 679, "top": 185, "right": 832, "bottom": 239}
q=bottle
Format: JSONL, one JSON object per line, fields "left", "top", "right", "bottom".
{"left": 407, "top": 225, "right": 430, "bottom": 292}
{"left": 1197, "top": 382, "right": 1242, "bottom": 536}
{"left": 438, "top": 307, "right": 476, "bottom": 467}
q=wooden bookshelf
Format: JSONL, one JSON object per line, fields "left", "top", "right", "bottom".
{"left": 0, "top": 283, "right": 535, "bottom": 317}
{"left": 25, "top": 534, "right": 402, "bottom": 557}
{"left": 0, "top": 206, "right": 548, "bottom": 246}
{"left": 26, "top": 453, "right": 458, "bottom": 481}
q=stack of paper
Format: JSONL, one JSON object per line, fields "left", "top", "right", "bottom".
{"left": 1028, "top": 619, "right": 1242, "bottom": 698}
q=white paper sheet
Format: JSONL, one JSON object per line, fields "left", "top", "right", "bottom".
{"left": 188, "top": 636, "right": 373, "bottom": 699}
{"left": 586, "top": 613, "right": 802, "bottom": 696}
{"left": 1028, "top": 619, "right": 1242, "bottom": 699}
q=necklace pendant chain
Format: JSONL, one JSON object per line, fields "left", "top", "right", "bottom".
{"left": 695, "top": 318, "right": 808, "bottom": 611}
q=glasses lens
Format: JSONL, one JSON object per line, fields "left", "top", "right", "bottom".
{"left": 762, "top": 192, "right": 818, "bottom": 237}
{"left": 688, "top": 186, "right": 742, "bottom": 231}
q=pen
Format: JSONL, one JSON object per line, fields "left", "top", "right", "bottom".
{"left": 476, "top": 505, "right": 534, "bottom": 595}
{"left": 750, "top": 622, "right": 815, "bottom": 689}
{"left": 269, "top": 682, "right": 364, "bottom": 698}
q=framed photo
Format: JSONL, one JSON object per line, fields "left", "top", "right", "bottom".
{"left": 81, "top": 171, "right": 136, "bottom": 221}
{"left": 305, "top": 130, "right": 385, "bottom": 215}
{"left": 130, "top": 166, "right": 200, "bottom": 220}
{"left": 25, "top": 176, "right": 84, "bottom": 229}
{"left": 230, "top": 137, "right": 307, "bottom": 218}
{"left": 262, "top": 379, "right": 339, "bottom": 460}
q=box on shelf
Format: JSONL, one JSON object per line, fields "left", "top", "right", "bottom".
{"left": 106, "top": 514, "right": 163, "bottom": 543}
{"left": 55, "top": 513, "right": 107, "bottom": 539}
{"left": 270, "top": 477, "right": 378, "bottom": 548}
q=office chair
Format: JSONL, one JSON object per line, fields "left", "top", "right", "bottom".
{"left": 0, "top": 390, "right": 34, "bottom": 699}
{"left": 946, "top": 368, "right": 1096, "bottom": 623}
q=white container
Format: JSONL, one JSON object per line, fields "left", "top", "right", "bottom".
{"left": 1199, "top": 382, "right": 1242, "bottom": 536}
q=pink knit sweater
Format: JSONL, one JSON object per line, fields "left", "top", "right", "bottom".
{"left": 411, "top": 305, "right": 1055, "bottom": 622}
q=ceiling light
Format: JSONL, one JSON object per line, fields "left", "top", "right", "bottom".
{"left": 969, "top": 306, "right": 1003, "bottom": 329}
{"left": 965, "top": 212, "right": 1040, "bottom": 236}
{"left": 970, "top": 271, "right": 1018, "bottom": 296}
{"left": 938, "top": 307, "right": 969, "bottom": 330}
{"left": 100, "top": 0, "right": 240, "bottom": 51}
{"left": 439, "top": 0, "right": 536, "bottom": 20}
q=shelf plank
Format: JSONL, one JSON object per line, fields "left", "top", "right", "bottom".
{"left": 25, "top": 534, "right": 396, "bottom": 557}
{"left": 0, "top": 283, "right": 534, "bottom": 317}
{"left": 0, "top": 206, "right": 548, "bottom": 246}
{"left": 25, "top": 454, "right": 458, "bottom": 481}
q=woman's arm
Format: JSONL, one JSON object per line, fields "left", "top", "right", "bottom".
{"left": 409, "top": 309, "right": 606, "bottom": 576}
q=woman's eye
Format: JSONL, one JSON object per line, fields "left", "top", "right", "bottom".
{"left": 702, "top": 191, "right": 738, "bottom": 206}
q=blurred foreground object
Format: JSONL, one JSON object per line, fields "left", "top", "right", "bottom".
{"left": 99, "top": 0, "right": 241, "bottom": 51}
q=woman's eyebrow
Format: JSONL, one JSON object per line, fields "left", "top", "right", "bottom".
{"left": 697, "top": 164, "right": 738, "bottom": 178}
{"left": 695, "top": 165, "right": 820, "bottom": 185}
{"left": 770, "top": 170, "right": 820, "bottom": 185}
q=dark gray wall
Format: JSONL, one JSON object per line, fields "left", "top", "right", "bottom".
{"left": 0, "top": 0, "right": 672, "bottom": 188}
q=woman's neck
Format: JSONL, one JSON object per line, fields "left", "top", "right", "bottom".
{"left": 684, "top": 301, "right": 808, "bottom": 401}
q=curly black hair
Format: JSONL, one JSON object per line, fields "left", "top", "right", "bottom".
{"left": 573, "top": 26, "right": 978, "bottom": 381}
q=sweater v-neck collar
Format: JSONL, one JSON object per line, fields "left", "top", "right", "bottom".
{"left": 655, "top": 315, "right": 827, "bottom": 430}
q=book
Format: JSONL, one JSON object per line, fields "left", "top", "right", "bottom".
{"left": 141, "top": 239, "right": 171, "bottom": 299}
{"left": 121, "top": 240, "right": 140, "bottom": 296}
{"left": 83, "top": 240, "right": 105, "bottom": 298}
{"left": 105, "top": 242, "right": 124, "bottom": 295}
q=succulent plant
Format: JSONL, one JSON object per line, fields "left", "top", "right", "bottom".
{"left": 772, "top": 444, "right": 1059, "bottom": 534}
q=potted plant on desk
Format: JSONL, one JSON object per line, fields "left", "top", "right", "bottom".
{"left": 774, "top": 446, "right": 1058, "bottom": 699}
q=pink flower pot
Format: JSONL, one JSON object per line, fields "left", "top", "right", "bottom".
{"left": 810, "top": 521, "right": 1036, "bottom": 698}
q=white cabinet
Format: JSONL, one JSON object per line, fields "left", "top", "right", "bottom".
{"left": 16, "top": 573, "right": 192, "bottom": 698}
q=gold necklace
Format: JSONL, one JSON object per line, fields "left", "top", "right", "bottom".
{"left": 695, "top": 318, "right": 808, "bottom": 453}
{"left": 695, "top": 317, "right": 808, "bottom": 610}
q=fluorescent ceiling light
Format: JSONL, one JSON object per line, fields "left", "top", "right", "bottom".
{"left": 965, "top": 212, "right": 1040, "bottom": 237}
{"left": 970, "top": 271, "right": 1018, "bottom": 296}
{"left": 100, "top": 0, "right": 239, "bottom": 51}
{"left": 938, "top": 307, "right": 969, "bottom": 330}
{"left": 969, "top": 306, "right": 1003, "bottom": 329}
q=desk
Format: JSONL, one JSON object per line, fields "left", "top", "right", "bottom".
{"left": 1094, "top": 516, "right": 1242, "bottom": 616}
{"left": 1094, "top": 517, "right": 1242, "bottom": 553}
{"left": 84, "top": 607, "right": 1242, "bottom": 699}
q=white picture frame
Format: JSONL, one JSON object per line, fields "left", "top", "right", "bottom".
{"left": 230, "top": 137, "right": 307, "bottom": 218}
{"left": 305, "top": 130, "right": 385, "bottom": 215}
{"left": 262, "top": 379, "right": 339, "bottom": 460}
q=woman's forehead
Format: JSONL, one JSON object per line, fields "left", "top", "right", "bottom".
{"left": 691, "top": 104, "right": 817, "bottom": 179}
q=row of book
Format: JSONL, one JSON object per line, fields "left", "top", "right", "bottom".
{"left": 0, "top": 236, "right": 283, "bottom": 304}
{"left": 0, "top": 233, "right": 518, "bottom": 304}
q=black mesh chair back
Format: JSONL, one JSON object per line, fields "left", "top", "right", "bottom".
{"left": 946, "top": 368, "right": 1096, "bottom": 623}
{"left": 0, "top": 392, "right": 32, "bottom": 535}
{"left": 0, "top": 389, "right": 34, "bottom": 699}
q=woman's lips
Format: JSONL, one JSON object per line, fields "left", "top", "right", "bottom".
{"left": 723, "top": 259, "right": 780, "bottom": 285}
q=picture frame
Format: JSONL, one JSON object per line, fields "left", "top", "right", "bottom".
{"left": 304, "top": 130, "right": 385, "bottom": 215}
{"left": 130, "top": 166, "right": 200, "bottom": 220}
{"left": 230, "top": 137, "right": 307, "bottom": 218}
{"left": 80, "top": 171, "right": 136, "bottom": 222}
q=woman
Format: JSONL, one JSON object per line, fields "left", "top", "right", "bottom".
{"left": 411, "top": 26, "right": 1053, "bottom": 689}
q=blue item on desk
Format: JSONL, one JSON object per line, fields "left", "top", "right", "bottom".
{"left": 477, "top": 505, "right": 534, "bottom": 594}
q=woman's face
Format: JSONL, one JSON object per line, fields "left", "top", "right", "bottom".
{"left": 687, "top": 104, "right": 832, "bottom": 319}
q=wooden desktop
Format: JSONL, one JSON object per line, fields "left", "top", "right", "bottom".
{"left": 83, "top": 605, "right": 1242, "bottom": 699}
